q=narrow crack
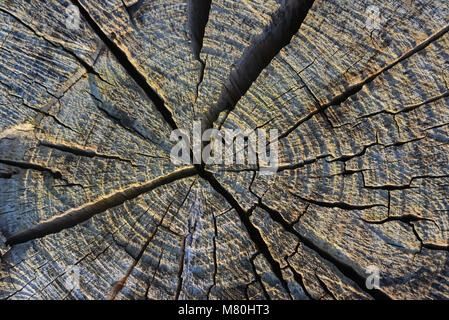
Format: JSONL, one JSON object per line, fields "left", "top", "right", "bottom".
{"left": 201, "top": 0, "right": 315, "bottom": 134}
{"left": 206, "top": 209, "right": 218, "bottom": 299}
{"left": 315, "top": 273, "right": 337, "bottom": 300}
{"left": 0, "top": 158, "right": 63, "bottom": 180}
{"left": 69, "top": 0, "right": 178, "bottom": 131}
{"left": 194, "top": 56, "right": 206, "bottom": 105}
{"left": 249, "top": 253, "right": 270, "bottom": 300}
{"left": 198, "top": 169, "right": 291, "bottom": 296}
{"left": 188, "top": 0, "right": 211, "bottom": 63}
{"left": 120, "top": 0, "right": 144, "bottom": 27}
{"left": 174, "top": 235, "right": 187, "bottom": 300}
{"left": 286, "top": 264, "right": 313, "bottom": 300}
{"left": 289, "top": 193, "right": 386, "bottom": 211}
{"left": 144, "top": 248, "right": 165, "bottom": 300}
{"left": 279, "top": 23, "right": 449, "bottom": 140}
{"left": 358, "top": 89, "right": 449, "bottom": 119}
{"left": 328, "top": 141, "right": 378, "bottom": 163}
{"left": 87, "top": 92, "right": 162, "bottom": 147}
{"left": 277, "top": 154, "right": 330, "bottom": 172}
{"left": 360, "top": 214, "right": 439, "bottom": 228}
{"left": 424, "top": 122, "right": 449, "bottom": 131}
{"left": 109, "top": 196, "right": 177, "bottom": 300}
{"left": 257, "top": 202, "right": 391, "bottom": 300}
{"left": 188, "top": 0, "right": 211, "bottom": 105}
{"left": 362, "top": 173, "right": 449, "bottom": 191}
{"left": 0, "top": 7, "right": 109, "bottom": 84}
{"left": 19, "top": 101, "right": 77, "bottom": 133}
{"left": 39, "top": 140, "right": 133, "bottom": 164}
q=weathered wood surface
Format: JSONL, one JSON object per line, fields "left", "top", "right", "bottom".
{"left": 0, "top": 0, "right": 449, "bottom": 300}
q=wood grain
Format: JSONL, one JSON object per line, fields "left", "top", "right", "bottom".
{"left": 1, "top": 0, "right": 449, "bottom": 300}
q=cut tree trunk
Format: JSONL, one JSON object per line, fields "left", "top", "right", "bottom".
{"left": 1, "top": 0, "right": 449, "bottom": 300}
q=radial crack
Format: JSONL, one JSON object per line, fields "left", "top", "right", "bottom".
{"left": 198, "top": 169, "right": 291, "bottom": 296}
{"left": 39, "top": 140, "right": 133, "bottom": 164}
{"left": 279, "top": 23, "right": 449, "bottom": 140}
{"left": 69, "top": 0, "right": 178, "bottom": 131}
{"left": 201, "top": 0, "right": 315, "bottom": 133}
{"left": 188, "top": 0, "right": 211, "bottom": 63}
{"left": 5, "top": 166, "right": 197, "bottom": 246}
{"left": 206, "top": 209, "right": 218, "bottom": 299}
{"left": 257, "top": 202, "right": 391, "bottom": 300}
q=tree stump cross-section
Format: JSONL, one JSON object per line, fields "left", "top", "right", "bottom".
{"left": 0, "top": 0, "right": 449, "bottom": 300}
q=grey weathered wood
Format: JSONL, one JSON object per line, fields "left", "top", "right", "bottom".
{"left": 1, "top": 0, "right": 449, "bottom": 300}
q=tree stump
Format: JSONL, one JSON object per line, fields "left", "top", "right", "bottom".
{"left": 1, "top": 0, "right": 449, "bottom": 300}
